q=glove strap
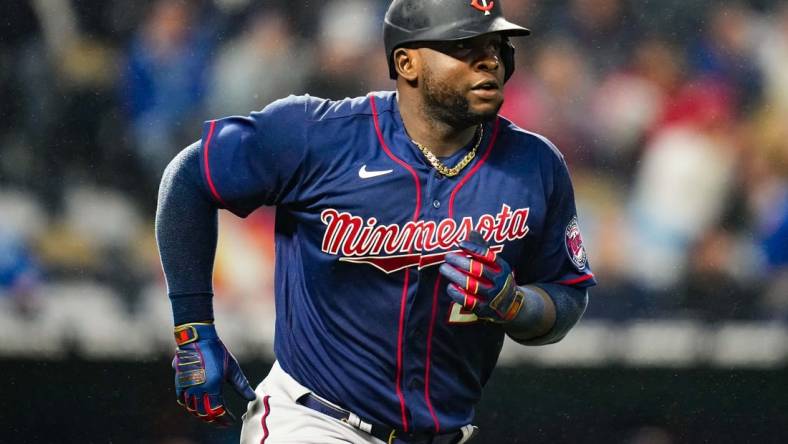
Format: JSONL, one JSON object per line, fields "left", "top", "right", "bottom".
{"left": 174, "top": 322, "right": 214, "bottom": 346}
{"left": 501, "top": 286, "right": 525, "bottom": 322}
{"left": 489, "top": 274, "right": 524, "bottom": 322}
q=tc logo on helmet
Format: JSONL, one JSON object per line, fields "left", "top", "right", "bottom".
{"left": 470, "top": 0, "right": 494, "bottom": 15}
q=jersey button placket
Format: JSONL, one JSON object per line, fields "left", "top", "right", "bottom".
{"left": 407, "top": 377, "right": 423, "bottom": 390}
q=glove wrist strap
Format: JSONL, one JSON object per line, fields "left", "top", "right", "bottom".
{"left": 174, "top": 322, "right": 215, "bottom": 346}
{"left": 488, "top": 274, "right": 524, "bottom": 323}
{"left": 501, "top": 286, "right": 525, "bottom": 322}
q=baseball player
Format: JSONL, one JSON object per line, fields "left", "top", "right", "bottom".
{"left": 156, "top": 1, "right": 596, "bottom": 443}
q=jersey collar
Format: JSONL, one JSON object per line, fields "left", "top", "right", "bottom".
{"left": 374, "top": 91, "right": 497, "bottom": 175}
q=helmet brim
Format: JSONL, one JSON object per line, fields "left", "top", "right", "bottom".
{"left": 400, "top": 17, "right": 530, "bottom": 44}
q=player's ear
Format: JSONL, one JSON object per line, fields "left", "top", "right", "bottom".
{"left": 393, "top": 47, "right": 419, "bottom": 82}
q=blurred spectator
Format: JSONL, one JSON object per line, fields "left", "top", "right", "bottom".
{"left": 589, "top": 38, "right": 685, "bottom": 177}
{"left": 501, "top": 37, "right": 596, "bottom": 165}
{"left": 687, "top": 3, "right": 763, "bottom": 111}
{"left": 744, "top": 104, "right": 788, "bottom": 320}
{"left": 359, "top": 42, "right": 397, "bottom": 92}
{"left": 682, "top": 227, "right": 760, "bottom": 321}
{"left": 548, "top": 0, "right": 636, "bottom": 75}
{"left": 748, "top": 112, "right": 788, "bottom": 270}
{"left": 121, "top": 0, "right": 215, "bottom": 185}
{"left": 755, "top": 2, "right": 788, "bottom": 114}
{"left": 500, "top": 0, "right": 542, "bottom": 25}
{"left": 569, "top": 173, "right": 645, "bottom": 320}
{"left": 8, "top": 0, "right": 110, "bottom": 211}
{"left": 625, "top": 80, "right": 738, "bottom": 295}
{"left": 208, "top": 9, "right": 313, "bottom": 116}
{"left": 212, "top": 210, "right": 276, "bottom": 314}
{"left": 304, "top": 0, "right": 380, "bottom": 99}
{"left": 0, "top": 230, "right": 41, "bottom": 318}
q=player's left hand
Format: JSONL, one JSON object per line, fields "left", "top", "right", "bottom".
{"left": 172, "top": 322, "right": 257, "bottom": 426}
{"left": 439, "top": 231, "right": 525, "bottom": 323}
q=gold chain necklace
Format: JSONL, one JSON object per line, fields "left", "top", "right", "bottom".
{"left": 412, "top": 124, "right": 483, "bottom": 177}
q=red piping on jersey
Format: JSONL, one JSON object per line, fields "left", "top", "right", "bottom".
{"left": 557, "top": 273, "right": 595, "bottom": 285}
{"left": 371, "top": 95, "right": 423, "bottom": 432}
{"left": 370, "top": 96, "right": 422, "bottom": 221}
{"left": 395, "top": 268, "right": 411, "bottom": 431}
{"left": 259, "top": 395, "right": 271, "bottom": 444}
{"left": 448, "top": 117, "right": 501, "bottom": 219}
{"left": 424, "top": 275, "right": 442, "bottom": 432}
{"left": 202, "top": 120, "right": 231, "bottom": 209}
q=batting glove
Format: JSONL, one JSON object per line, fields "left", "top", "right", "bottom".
{"left": 439, "top": 231, "right": 525, "bottom": 323}
{"left": 172, "top": 322, "right": 256, "bottom": 426}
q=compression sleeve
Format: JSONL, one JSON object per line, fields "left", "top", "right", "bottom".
{"left": 155, "top": 142, "right": 218, "bottom": 325}
{"left": 506, "top": 283, "right": 589, "bottom": 345}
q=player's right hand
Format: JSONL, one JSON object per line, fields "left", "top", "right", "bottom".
{"left": 439, "top": 231, "right": 525, "bottom": 323}
{"left": 172, "top": 322, "right": 257, "bottom": 426}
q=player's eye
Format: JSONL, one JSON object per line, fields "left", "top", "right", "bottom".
{"left": 448, "top": 41, "right": 473, "bottom": 57}
{"left": 426, "top": 40, "right": 475, "bottom": 58}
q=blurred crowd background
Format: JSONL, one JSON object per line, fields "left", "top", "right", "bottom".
{"left": 2, "top": 0, "right": 788, "bottom": 442}
{"left": 2, "top": 0, "right": 787, "bottom": 333}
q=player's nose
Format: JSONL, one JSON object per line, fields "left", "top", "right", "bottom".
{"left": 475, "top": 53, "right": 500, "bottom": 73}
{"left": 473, "top": 42, "right": 501, "bottom": 73}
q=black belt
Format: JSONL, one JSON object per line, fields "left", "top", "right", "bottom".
{"left": 296, "top": 393, "right": 465, "bottom": 444}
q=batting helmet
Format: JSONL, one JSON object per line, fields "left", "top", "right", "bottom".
{"left": 384, "top": 0, "right": 531, "bottom": 82}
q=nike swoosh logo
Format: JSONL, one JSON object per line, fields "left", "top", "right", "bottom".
{"left": 359, "top": 165, "right": 393, "bottom": 179}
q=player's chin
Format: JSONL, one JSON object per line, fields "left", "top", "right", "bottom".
{"left": 467, "top": 89, "right": 504, "bottom": 116}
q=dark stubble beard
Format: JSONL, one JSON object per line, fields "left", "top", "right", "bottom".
{"left": 420, "top": 63, "right": 502, "bottom": 129}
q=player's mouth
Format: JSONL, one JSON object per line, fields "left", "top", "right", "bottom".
{"left": 470, "top": 80, "right": 501, "bottom": 99}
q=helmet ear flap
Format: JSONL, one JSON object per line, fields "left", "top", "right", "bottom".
{"left": 502, "top": 37, "right": 516, "bottom": 83}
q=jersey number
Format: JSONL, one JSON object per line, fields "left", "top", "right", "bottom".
{"left": 448, "top": 303, "right": 479, "bottom": 324}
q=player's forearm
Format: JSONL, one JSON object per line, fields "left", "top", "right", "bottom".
{"left": 505, "top": 283, "right": 588, "bottom": 345}
{"left": 155, "top": 143, "right": 219, "bottom": 325}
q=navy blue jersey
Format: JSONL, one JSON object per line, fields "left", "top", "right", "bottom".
{"left": 197, "top": 91, "right": 595, "bottom": 433}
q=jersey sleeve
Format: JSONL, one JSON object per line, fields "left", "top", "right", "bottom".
{"left": 519, "top": 143, "right": 596, "bottom": 289}
{"left": 197, "top": 95, "right": 309, "bottom": 217}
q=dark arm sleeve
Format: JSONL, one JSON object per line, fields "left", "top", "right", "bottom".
{"left": 507, "top": 283, "right": 589, "bottom": 346}
{"left": 156, "top": 96, "right": 311, "bottom": 324}
{"left": 155, "top": 142, "right": 218, "bottom": 325}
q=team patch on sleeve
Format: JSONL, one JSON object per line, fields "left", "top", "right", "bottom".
{"left": 565, "top": 216, "right": 587, "bottom": 271}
